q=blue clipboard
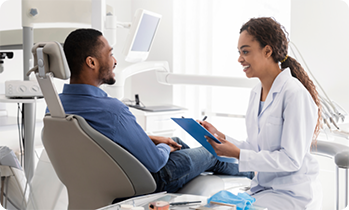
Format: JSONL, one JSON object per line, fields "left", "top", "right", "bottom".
{"left": 171, "top": 118, "right": 238, "bottom": 163}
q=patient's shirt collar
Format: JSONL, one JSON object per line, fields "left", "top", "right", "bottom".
{"left": 62, "top": 84, "right": 108, "bottom": 97}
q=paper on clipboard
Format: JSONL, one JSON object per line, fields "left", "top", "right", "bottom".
{"left": 171, "top": 118, "right": 238, "bottom": 163}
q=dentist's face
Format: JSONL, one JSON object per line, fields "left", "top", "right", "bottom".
{"left": 237, "top": 31, "right": 268, "bottom": 79}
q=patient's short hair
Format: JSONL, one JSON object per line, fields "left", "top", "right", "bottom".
{"left": 63, "top": 28, "right": 103, "bottom": 79}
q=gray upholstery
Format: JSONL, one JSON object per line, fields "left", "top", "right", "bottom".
{"left": 335, "top": 151, "right": 349, "bottom": 169}
{"left": 73, "top": 115, "right": 156, "bottom": 195}
{"left": 311, "top": 140, "right": 349, "bottom": 158}
{"left": 41, "top": 115, "right": 156, "bottom": 209}
{"left": 30, "top": 41, "right": 70, "bottom": 79}
{"left": 312, "top": 140, "right": 349, "bottom": 170}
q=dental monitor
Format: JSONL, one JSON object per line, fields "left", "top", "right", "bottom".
{"left": 123, "top": 9, "right": 161, "bottom": 63}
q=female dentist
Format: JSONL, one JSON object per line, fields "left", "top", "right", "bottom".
{"left": 201, "top": 17, "right": 323, "bottom": 210}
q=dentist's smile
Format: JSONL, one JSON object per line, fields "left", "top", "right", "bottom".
{"left": 242, "top": 65, "right": 250, "bottom": 72}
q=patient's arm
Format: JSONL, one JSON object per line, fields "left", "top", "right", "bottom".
{"left": 148, "top": 135, "right": 182, "bottom": 151}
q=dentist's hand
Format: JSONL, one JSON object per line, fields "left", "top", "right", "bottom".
{"left": 198, "top": 120, "right": 226, "bottom": 140}
{"left": 206, "top": 134, "right": 240, "bottom": 159}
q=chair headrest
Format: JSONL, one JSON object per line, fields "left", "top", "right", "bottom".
{"left": 28, "top": 41, "right": 70, "bottom": 80}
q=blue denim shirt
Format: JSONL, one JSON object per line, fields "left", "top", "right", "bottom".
{"left": 46, "top": 84, "right": 170, "bottom": 173}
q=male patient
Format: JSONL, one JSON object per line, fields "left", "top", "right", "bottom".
{"left": 52, "top": 28, "right": 253, "bottom": 194}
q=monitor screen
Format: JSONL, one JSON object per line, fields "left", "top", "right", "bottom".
{"left": 123, "top": 9, "right": 162, "bottom": 63}
{"left": 131, "top": 14, "right": 160, "bottom": 52}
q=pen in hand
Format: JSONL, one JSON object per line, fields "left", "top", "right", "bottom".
{"left": 199, "top": 116, "right": 207, "bottom": 125}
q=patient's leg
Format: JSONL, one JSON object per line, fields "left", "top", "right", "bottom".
{"left": 153, "top": 144, "right": 253, "bottom": 193}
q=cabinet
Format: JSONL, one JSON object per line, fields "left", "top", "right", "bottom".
{"left": 129, "top": 107, "right": 186, "bottom": 137}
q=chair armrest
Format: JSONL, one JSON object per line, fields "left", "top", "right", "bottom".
{"left": 311, "top": 140, "right": 349, "bottom": 169}
{"left": 335, "top": 151, "right": 349, "bottom": 169}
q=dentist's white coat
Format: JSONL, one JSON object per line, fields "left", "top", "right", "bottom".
{"left": 227, "top": 69, "right": 322, "bottom": 209}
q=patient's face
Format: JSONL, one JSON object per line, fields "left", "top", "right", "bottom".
{"left": 237, "top": 31, "right": 268, "bottom": 79}
{"left": 98, "top": 36, "right": 117, "bottom": 85}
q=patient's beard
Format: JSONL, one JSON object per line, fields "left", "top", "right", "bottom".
{"left": 99, "top": 65, "right": 116, "bottom": 85}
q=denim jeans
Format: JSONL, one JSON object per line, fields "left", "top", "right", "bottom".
{"left": 152, "top": 137, "right": 254, "bottom": 193}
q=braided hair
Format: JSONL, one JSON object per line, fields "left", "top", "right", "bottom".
{"left": 240, "top": 17, "right": 321, "bottom": 144}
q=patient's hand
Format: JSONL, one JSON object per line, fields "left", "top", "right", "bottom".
{"left": 169, "top": 145, "right": 180, "bottom": 152}
{"left": 148, "top": 135, "right": 182, "bottom": 151}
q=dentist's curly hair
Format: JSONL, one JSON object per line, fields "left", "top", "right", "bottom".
{"left": 240, "top": 17, "right": 321, "bottom": 145}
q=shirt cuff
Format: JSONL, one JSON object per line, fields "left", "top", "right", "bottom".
{"left": 157, "top": 143, "right": 171, "bottom": 153}
{"left": 238, "top": 149, "right": 253, "bottom": 172}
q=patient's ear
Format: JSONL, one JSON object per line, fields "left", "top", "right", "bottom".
{"left": 85, "top": 56, "right": 98, "bottom": 69}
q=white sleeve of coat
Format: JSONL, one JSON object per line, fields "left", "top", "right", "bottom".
{"left": 226, "top": 135, "right": 254, "bottom": 150}
{"left": 239, "top": 88, "right": 318, "bottom": 172}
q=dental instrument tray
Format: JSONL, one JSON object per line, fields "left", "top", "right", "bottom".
{"left": 171, "top": 118, "right": 238, "bottom": 163}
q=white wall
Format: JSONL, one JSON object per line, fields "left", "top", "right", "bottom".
{"left": 291, "top": 0, "right": 349, "bottom": 113}
{"left": 291, "top": 1, "right": 349, "bottom": 208}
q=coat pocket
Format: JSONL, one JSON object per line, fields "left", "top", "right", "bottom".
{"left": 265, "top": 116, "right": 283, "bottom": 151}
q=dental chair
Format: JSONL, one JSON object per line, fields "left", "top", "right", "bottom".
{"left": 28, "top": 41, "right": 252, "bottom": 210}
{"left": 28, "top": 41, "right": 157, "bottom": 210}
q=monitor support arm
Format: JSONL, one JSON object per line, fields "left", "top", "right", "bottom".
{"left": 105, "top": 61, "right": 171, "bottom": 99}
{"left": 104, "top": 61, "right": 258, "bottom": 99}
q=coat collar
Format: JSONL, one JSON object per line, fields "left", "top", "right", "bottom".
{"left": 251, "top": 68, "right": 292, "bottom": 116}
